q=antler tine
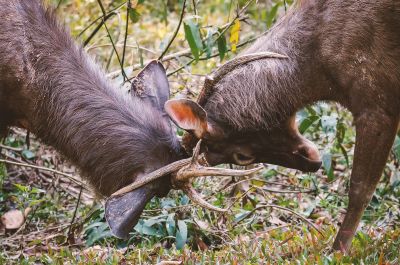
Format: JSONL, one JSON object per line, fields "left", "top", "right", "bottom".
{"left": 110, "top": 157, "right": 192, "bottom": 197}
{"left": 191, "top": 139, "right": 202, "bottom": 164}
{"left": 176, "top": 165, "right": 264, "bottom": 182}
{"left": 183, "top": 184, "right": 228, "bottom": 212}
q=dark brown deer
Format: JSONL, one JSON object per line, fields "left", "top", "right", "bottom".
{"left": 165, "top": 0, "right": 400, "bottom": 251}
{"left": 0, "top": 0, "right": 188, "bottom": 238}
{"left": 0, "top": 0, "right": 256, "bottom": 239}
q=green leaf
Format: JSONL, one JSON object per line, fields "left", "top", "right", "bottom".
{"left": 393, "top": 136, "right": 400, "bottom": 160}
{"left": 299, "top": 115, "right": 320, "bottom": 134}
{"left": 0, "top": 162, "right": 6, "bottom": 190}
{"left": 129, "top": 8, "right": 141, "bottom": 24}
{"left": 322, "top": 153, "right": 335, "bottom": 181}
{"left": 175, "top": 220, "right": 187, "bottom": 250}
{"left": 14, "top": 183, "right": 29, "bottom": 193}
{"left": 22, "top": 150, "right": 35, "bottom": 160}
{"left": 266, "top": 3, "right": 280, "bottom": 28}
{"left": 217, "top": 29, "right": 227, "bottom": 61}
{"left": 184, "top": 19, "right": 203, "bottom": 61}
{"left": 85, "top": 223, "right": 113, "bottom": 246}
{"left": 205, "top": 29, "right": 214, "bottom": 59}
{"left": 321, "top": 115, "right": 337, "bottom": 133}
{"left": 166, "top": 214, "right": 176, "bottom": 236}
{"left": 234, "top": 211, "right": 250, "bottom": 223}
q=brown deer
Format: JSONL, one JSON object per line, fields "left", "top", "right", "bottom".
{"left": 0, "top": 0, "right": 188, "bottom": 238}
{"left": 165, "top": 0, "right": 400, "bottom": 251}
{"left": 0, "top": 0, "right": 255, "bottom": 239}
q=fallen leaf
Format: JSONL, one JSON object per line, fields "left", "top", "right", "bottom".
{"left": 1, "top": 209, "right": 25, "bottom": 230}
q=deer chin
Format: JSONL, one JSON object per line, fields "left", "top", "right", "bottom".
{"left": 261, "top": 151, "right": 322, "bottom": 172}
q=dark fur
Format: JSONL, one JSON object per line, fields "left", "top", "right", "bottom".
{"left": 193, "top": 0, "right": 400, "bottom": 251}
{"left": 0, "top": 1, "right": 182, "bottom": 196}
{"left": 205, "top": 0, "right": 400, "bottom": 130}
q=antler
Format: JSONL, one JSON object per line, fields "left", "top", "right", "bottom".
{"left": 109, "top": 140, "right": 263, "bottom": 212}
{"left": 198, "top": 51, "right": 288, "bottom": 106}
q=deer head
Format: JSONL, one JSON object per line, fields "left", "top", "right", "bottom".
{"left": 165, "top": 52, "right": 322, "bottom": 172}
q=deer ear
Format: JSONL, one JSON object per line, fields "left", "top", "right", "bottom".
{"left": 131, "top": 60, "right": 169, "bottom": 111}
{"left": 165, "top": 99, "right": 208, "bottom": 138}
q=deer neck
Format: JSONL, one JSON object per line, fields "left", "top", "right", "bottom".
{"left": 17, "top": 4, "right": 178, "bottom": 196}
{"left": 205, "top": 2, "right": 334, "bottom": 131}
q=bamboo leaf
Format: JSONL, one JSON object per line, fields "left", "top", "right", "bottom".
{"left": 217, "top": 29, "right": 227, "bottom": 61}
{"left": 184, "top": 19, "right": 203, "bottom": 61}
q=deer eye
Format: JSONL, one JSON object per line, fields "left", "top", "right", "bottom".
{"left": 232, "top": 152, "right": 256, "bottom": 166}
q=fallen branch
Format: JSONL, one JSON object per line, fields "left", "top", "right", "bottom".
{"left": 234, "top": 203, "right": 324, "bottom": 237}
{"left": 0, "top": 159, "right": 85, "bottom": 187}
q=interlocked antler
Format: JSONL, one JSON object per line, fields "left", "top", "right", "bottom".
{"left": 108, "top": 140, "right": 263, "bottom": 212}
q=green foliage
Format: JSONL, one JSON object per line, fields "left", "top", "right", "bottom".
{"left": 184, "top": 19, "right": 204, "bottom": 61}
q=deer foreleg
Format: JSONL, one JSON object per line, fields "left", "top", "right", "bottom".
{"left": 332, "top": 111, "right": 399, "bottom": 252}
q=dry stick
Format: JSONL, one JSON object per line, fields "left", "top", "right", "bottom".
{"left": 217, "top": 176, "right": 315, "bottom": 194}
{"left": 0, "top": 159, "right": 85, "bottom": 187}
{"left": 96, "top": 0, "right": 128, "bottom": 81}
{"left": 0, "top": 144, "right": 22, "bottom": 152}
{"left": 67, "top": 186, "right": 83, "bottom": 239}
{"left": 167, "top": 34, "right": 257, "bottom": 77}
{"left": 87, "top": 44, "right": 156, "bottom": 54}
{"left": 158, "top": 0, "right": 187, "bottom": 60}
{"left": 82, "top": 12, "right": 117, "bottom": 46}
{"left": 121, "top": 0, "right": 131, "bottom": 77}
{"left": 166, "top": 0, "right": 259, "bottom": 76}
{"left": 236, "top": 204, "right": 324, "bottom": 237}
{"left": 106, "top": 15, "right": 249, "bottom": 79}
{"left": 79, "top": 1, "right": 127, "bottom": 38}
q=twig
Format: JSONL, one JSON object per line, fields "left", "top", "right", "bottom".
{"left": 0, "top": 159, "right": 85, "bottom": 187}
{"left": 166, "top": 35, "right": 256, "bottom": 76}
{"left": 235, "top": 204, "right": 324, "bottom": 237}
{"left": 261, "top": 187, "right": 315, "bottom": 194}
{"left": 106, "top": 15, "right": 250, "bottom": 79}
{"left": 121, "top": 0, "right": 131, "bottom": 77}
{"left": 82, "top": 12, "right": 117, "bottom": 46}
{"left": 0, "top": 144, "right": 22, "bottom": 152}
{"left": 56, "top": 0, "right": 64, "bottom": 10}
{"left": 158, "top": 0, "right": 187, "bottom": 60}
{"left": 67, "top": 186, "right": 83, "bottom": 240}
{"left": 78, "top": 2, "right": 126, "bottom": 38}
{"left": 96, "top": 0, "right": 129, "bottom": 81}
{"left": 156, "top": 261, "right": 182, "bottom": 265}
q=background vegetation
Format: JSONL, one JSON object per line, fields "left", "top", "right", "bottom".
{"left": 1, "top": 0, "right": 399, "bottom": 264}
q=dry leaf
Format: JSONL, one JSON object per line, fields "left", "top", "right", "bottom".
{"left": 1, "top": 209, "right": 25, "bottom": 230}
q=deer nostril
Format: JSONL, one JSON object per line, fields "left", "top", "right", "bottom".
{"left": 298, "top": 147, "right": 309, "bottom": 158}
{"left": 295, "top": 145, "right": 321, "bottom": 162}
{"left": 233, "top": 152, "right": 256, "bottom": 166}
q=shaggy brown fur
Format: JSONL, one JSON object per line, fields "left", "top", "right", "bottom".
{"left": 178, "top": 0, "right": 400, "bottom": 252}
{"left": 0, "top": 1, "right": 182, "bottom": 196}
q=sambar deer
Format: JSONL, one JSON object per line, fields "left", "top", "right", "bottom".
{"left": 165, "top": 0, "right": 400, "bottom": 251}
{"left": 0, "top": 0, "right": 187, "bottom": 238}
{"left": 0, "top": 0, "right": 255, "bottom": 239}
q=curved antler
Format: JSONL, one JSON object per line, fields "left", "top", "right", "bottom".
{"left": 198, "top": 51, "right": 288, "bottom": 106}
{"left": 108, "top": 140, "right": 263, "bottom": 212}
